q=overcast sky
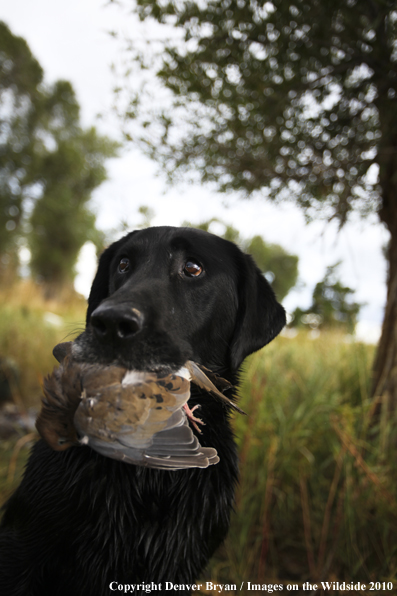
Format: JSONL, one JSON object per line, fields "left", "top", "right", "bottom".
{"left": 1, "top": 0, "right": 389, "bottom": 341}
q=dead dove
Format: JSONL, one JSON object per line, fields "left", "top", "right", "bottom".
{"left": 36, "top": 342, "right": 244, "bottom": 470}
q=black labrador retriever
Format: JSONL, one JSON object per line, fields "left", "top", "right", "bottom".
{"left": 0, "top": 226, "right": 285, "bottom": 596}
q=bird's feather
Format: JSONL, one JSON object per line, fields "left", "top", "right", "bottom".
{"left": 186, "top": 361, "right": 246, "bottom": 415}
{"left": 36, "top": 341, "right": 242, "bottom": 469}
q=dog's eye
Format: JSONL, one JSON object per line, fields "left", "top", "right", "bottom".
{"left": 118, "top": 258, "right": 130, "bottom": 273}
{"left": 183, "top": 260, "right": 203, "bottom": 277}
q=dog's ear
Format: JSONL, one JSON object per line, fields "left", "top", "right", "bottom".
{"left": 230, "top": 254, "right": 286, "bottom": 371}
{"left": 86, "top": 233, "right": 135, "bottom": 325}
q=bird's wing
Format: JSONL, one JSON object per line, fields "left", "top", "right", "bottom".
{"left": 36, "top": 354, "right": 84, "bottom": 450}
{"left": 75, "top": 371, "right": 190, "bottom": 445}
{"left": 37, "top": 350, "right": 128, "bottom": 451}
{"left": 186, "top": 361, "right": 246, "bottom": 415}
{"left": 74, "top": 368, "right": 219, "bottom": 469}
{"left": 85, "top": 411, "right": 219, "bottom": 470}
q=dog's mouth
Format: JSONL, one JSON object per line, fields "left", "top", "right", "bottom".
{"left": 68, "top": 327, "right": 193, "bottom": 374}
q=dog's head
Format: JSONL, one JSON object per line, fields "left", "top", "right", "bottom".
{"left": 73, "top": 226, "right": 286, "bottom": 373}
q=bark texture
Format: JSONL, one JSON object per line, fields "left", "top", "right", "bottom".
{"left": 372, "top": 225, "right": 397, "bottom": 409}
{"left": 371, "top": 113, "right": 397, "bottom": 409}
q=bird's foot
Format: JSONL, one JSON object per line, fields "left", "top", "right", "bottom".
{"left": 183, "top": 403, "right": 204, "bottom": 434}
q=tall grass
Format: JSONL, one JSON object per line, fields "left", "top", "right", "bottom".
{"left": 207, "top": 332, "right": 397, "bottom": 590}
{"left": 0, "top": 280, "right": 87, "bottom": 502}
{"left": 0, "top": 280, "right": 86, "bottom": 406}
{"left": 0, "top": 283, "right": 395, "bottom": 589}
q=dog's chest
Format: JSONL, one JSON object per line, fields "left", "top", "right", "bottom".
{"left": 65, "top": 461, "right": 232, "bottom": 589}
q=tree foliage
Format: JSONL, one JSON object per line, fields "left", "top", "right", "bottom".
{"left": 117, "top": 0, "right": 395, "bottom": 228}
{"left": 0, "top": 22, "right": 118, "bottom": 290}
{"left": 290, "top": 262, "right": 362, "bottom": 331}
{"left": 28, "top": 123, "right": 116, "bottom": 289}
{"left": 0, "top": 21, "right": 43, "bottom": 256}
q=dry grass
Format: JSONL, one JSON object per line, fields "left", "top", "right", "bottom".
{"left": 0, "top": 280, "right": 86, "bottom": 406}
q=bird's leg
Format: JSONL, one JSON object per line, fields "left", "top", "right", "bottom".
{"left": 183, "top": 403, "right": 204, "bottom": 434}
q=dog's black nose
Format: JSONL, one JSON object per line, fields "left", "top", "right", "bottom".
{"left": 90, "top": 304, "right": 143, "bottom": 342}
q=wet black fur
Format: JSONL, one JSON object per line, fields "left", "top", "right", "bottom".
{"left": 0, "top": 227, "right": 285, "bottom": 596}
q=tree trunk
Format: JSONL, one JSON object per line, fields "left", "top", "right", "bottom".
{"left": 371, "top": 110, "right": 397, "bottom": 410}
{"left": 371, "top": 77, "right": 397, "bottom": 408}
{"left": 372, "top": 221, "right": 397, "bottom": 411}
